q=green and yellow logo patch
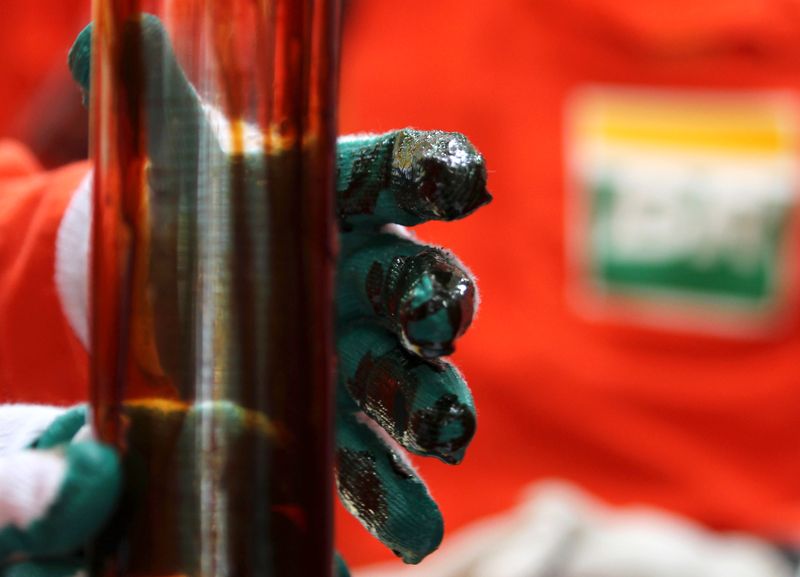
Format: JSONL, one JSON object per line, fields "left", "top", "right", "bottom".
{"left": 567, "top": 87, "right": 800, "bottom": 336}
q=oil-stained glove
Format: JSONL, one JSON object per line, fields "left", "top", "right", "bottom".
{"left": 334, "top": 131, "right": 486, "bottom": 563}
{"left": 68, "top": 14, "right": 490, "bottom": 568}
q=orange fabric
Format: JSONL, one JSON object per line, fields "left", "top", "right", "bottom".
{"left": 0, "top": 141, "right": 89, "bottom": 404}
{"left": 0, "top": 1, "right": 88, "bottom": 139}
{"left": 336, "top": 0, "right": 800, "bottom": 566}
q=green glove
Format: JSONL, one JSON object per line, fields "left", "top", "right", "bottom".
{"left": 0, "top": 406, "right": 120, "bottom": 577}
{"left": 66, "top": 14, "right": 489, "bottom": 570}
{"left": 0, "top": 404, "right": 352, "bottom": 577}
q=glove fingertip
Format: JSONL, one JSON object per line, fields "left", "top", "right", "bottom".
{"left": 390, "top": 499, "right": 443, "bottom": 564}
{"left": 68, "top": 24, "right": 92, "bottom": 94}
{"left": 35, "top": 406, "right": 88, "bottom": 450}
{"left": 391, "top": 129, "right": 491, "bottom": 222}
{"left": 334, "top": 552, "right": 351, "bottom": 577}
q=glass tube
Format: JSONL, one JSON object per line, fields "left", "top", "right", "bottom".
{"left": 88, "top": 1, "right": 338, "bottom": 575}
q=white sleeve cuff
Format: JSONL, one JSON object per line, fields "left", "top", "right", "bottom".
{"left": 0, "top": 447, "right": 68, "bottom": 529}
{"left": 54, "top": 170, "right": 92, "bottom": 351}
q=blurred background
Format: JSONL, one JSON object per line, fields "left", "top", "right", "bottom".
{"left": 3, "top": 1, "right": 800, "bottom": 575}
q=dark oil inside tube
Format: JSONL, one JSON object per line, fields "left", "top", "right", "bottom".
{"left": 93, "top": 151, "right": 334, "bottom": 577}
{"left": 89, "top": 2, "right": 338, "bottom": 576}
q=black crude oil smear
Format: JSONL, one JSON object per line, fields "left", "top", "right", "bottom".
{"left": 369, "top": 249, "right": 475, "bottom": 357}
{"left": 348, "top": 350, "right": 421, "bottom": 440}
{"left": 336, "top": 129, "right": 491, "bottom": 228}
{"left": 337, "top": 139, "right": 392, "bottom": 224}
{"left": 337, "top": 448, "right": 389, "bottom": 532}
{"left": 347, "top": 349, "right": 473, "bottom": 461}
{"left": 391, "top": 130, "right": 491, "bottom": 221}
{"left": 409, "top": 394, "right": 475, "bottom": 465}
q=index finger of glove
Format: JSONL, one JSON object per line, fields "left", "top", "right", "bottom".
{"left": 337, "top": 130, "right": 491, "bottom": 231}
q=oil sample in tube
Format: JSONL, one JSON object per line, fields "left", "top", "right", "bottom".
{"left": 88, "top": 1, "right": 339, "bottom": 575}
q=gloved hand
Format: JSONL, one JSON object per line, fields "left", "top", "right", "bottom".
{"left": 0, "top": 402, "right": 350, "bottom": 577}
{"left": 0, "top": 15, "right": 489, "bottom": 576}
{"left": 0, "top": 405, "right": 120, "bottom": 577}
